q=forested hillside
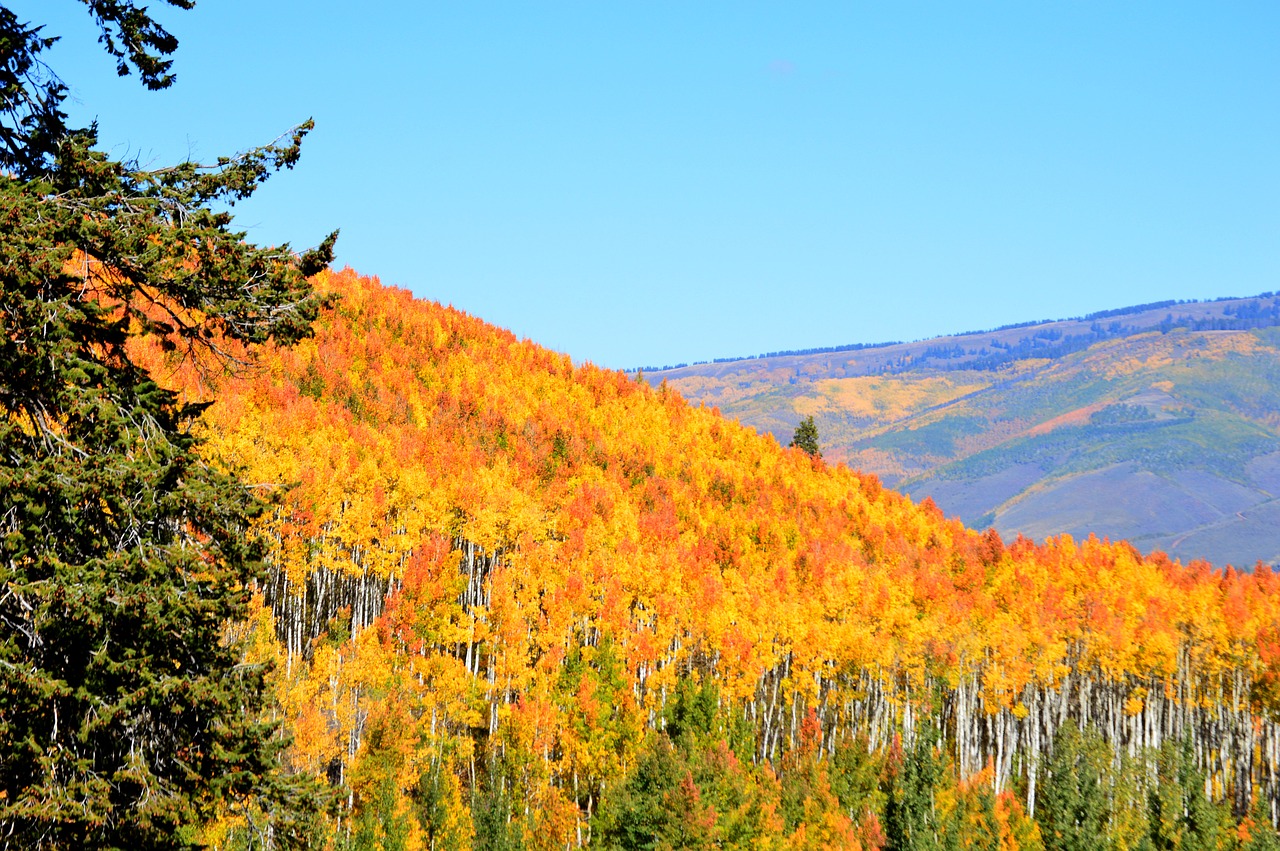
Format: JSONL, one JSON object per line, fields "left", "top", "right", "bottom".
{"left": 653, "top": 296, "right": 1280, "bottom": 569}
{"left": 140, "top": 270, "right": 1280, "bottom": 848}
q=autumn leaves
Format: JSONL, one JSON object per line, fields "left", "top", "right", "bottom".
{"left": 165, "top": 269, "right": 1280, "bottom": 846}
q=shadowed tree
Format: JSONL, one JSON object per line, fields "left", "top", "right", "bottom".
{"left": 0, "top": 2, "right": 335, "bottom": 846}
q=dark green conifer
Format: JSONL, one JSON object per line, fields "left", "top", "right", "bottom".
{"left": 471, "top": 752, "right": 526, "bottom": 851}
{"left": 828, "top": 734, "right": 881, "bottom": 822}
{"left": 883, "top": 722, "right": 941, "bottom": 851}
{"left": 1147, "top": 739, "right": 1228, "bottom": 851}
{"left": 1037, "top": 725, "right": 1108, "bottom": 851}
{"left": 594, "top": 677, "right": 769, "bottom": 849}
{"left": 789, "top": 415, "right": 821, "bottom": 459}
{"left": 0, "top": 2, "right": 335, "bottom": 846}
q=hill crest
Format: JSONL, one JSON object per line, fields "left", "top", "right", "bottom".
{"left": 137, "top": 269, "right": 1280, "bottom": 846}
{"left": 643, "top": 292, "right": 1280, "bottom": 377}
{"left": 651, "top": 293, "right": 1280, "bottom": 570}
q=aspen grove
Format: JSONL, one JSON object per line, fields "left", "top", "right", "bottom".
{"left": 134, "top": 269, "right": 1280, "bottom": 848}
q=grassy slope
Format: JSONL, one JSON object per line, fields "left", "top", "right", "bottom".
{"left": 658, "top": 306, "right": 1280, "bottom": 568}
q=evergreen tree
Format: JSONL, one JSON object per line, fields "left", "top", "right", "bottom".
{"left": 594, "top": 678, "right": 776, "bottom": 849}
{"left": 0, "top": 2, "right": 334, "bottom": 846}
{"left": 789, "top": 415, "right": 821, "bottom": 459}
{"left": 1147, "top": 739, "right": 1227, "bottom": 851}
{"left": 828, "top": 733, "right": 881, "bottom": 823}
{"left": 884, "top": 723, "right": 942, "bottom": 851}
{"left": 592, "top": 734, "right": 689, "bottom": 850}
{"left": 1037, "top": 725, "right": 1108, "bottom": 851}
{"left": 471, "top": 753, "right": 525, "bottom": 851}
{"left": 411, "top": 755, "right": 471, "bottom": 851}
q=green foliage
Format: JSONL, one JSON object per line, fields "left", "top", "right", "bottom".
{"left": 0, "top": 1, "right": 194, "bottom": 178}
{"left": 1146, "top": 740, "right": 1229, "bottom": 851}
{"left": 1244, "top": 793, "right": 1280, "bottom": 851}
{"left": 471, "top": 755, "right": 526, "bottom": 851}
{"left": 828, "top": 734, "right": 883, "bottom": 823}
{"left": 1033, "top": 728, "right": 1265, "bottom": 851}
{"left": 593, "top": 734, "right": 700, "bottom": 850}
{"left": 409, "top": 751, "right": 471, "bottom": 851}
{"left": 0, "top": 2, "right": 333, "bottom": 846}
{"left": 1090, "top": 403, "right": 1156, "bottom": 426}
{"left": 595, "top": 677, "right": 781, "bottom": 849}
{"left": 871, "top": 414, "right": 987, "bottom": 460}
{"left": 883, "top": 722, "right": 943, "bottom": 851}
{"left": 790, "top": 414, "right": 822, "bottom": 458}
{"left": 1106, "top": 749, "right": 1155, "bottom": 850}
{"left": 345, "top": 721, "right": 416, "bottom": 851}
{"left": 660, "top": 676, "right": 755, "bottom": 765}
{"left": 592, "top": 731, "right": 772, "bottom": 850}
{"left": 1038, "top": 725, "right": 1110, "bottom": 851}
{"left": 662, "top": 676, "right": 722, "bottom": 742}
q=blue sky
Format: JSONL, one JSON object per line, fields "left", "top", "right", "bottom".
{"left": 20, "top": 1, "right": 1279, "bottom": 369}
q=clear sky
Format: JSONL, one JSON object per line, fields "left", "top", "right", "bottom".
{"left": 18, "top": 1, "right": 1280, "bottom": 370}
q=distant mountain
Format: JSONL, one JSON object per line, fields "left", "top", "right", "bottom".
{"left": 650, "top": 293, "right": 1280, "bottom": 569}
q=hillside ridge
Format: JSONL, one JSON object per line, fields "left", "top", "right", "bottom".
{"left": 652, "top": 293, "right": 1280, "bottom": 570}
{"left": 139, "top": 269, "right": 1280, "bottom": 846}
{"left": 643, "top": 291, "right": 1280, "bottom": 376}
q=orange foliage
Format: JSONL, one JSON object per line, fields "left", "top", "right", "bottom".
{"left": 146, "top": 269, "right": 1280, "bottom": 842}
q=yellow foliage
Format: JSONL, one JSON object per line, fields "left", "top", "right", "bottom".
{"left": 133, "top": 269, "right": 1280, "bottom": 844}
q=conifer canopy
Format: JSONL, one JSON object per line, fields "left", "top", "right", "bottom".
{"left": 0, "top": 2, "right": 334, "bottom": 846}
{"left": 789, "top": 414, "right": 821, "bottom": 458}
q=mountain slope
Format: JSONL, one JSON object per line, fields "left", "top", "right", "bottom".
{"left": 653, "top": 296, "right": 1280, "bottom": 568}
{"left": 140, "top": 271, "right": 1280, "bottom": 847}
